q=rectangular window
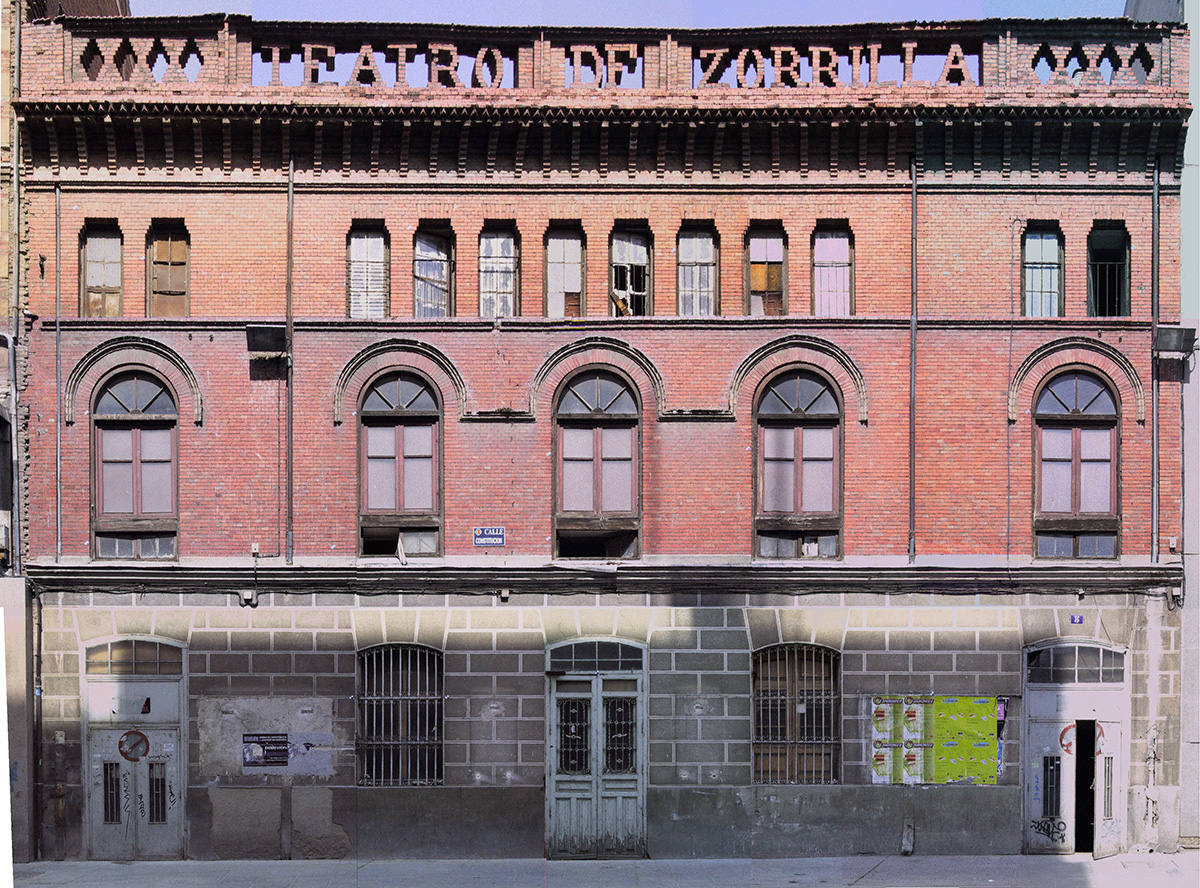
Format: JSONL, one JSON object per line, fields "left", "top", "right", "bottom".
{"left": 147, "top": 227, "right": 188, "bottom": 317}
{"left": 1088, "top": 226, "right": 1130, "bottom": 317}
{"left": 479, "top": 231, "right": 517, "bottom": 318}
{"left": 148, "top": 762, "right": 167, "bottom": 824}
{"left": 1103, "top": 755, "right": 1113, "bottom": 819}
{"left": 1023, "top": 229, "right": 1063, "bottom": 318}
{"left": 546, "top": 232, "right": 583, "bottom": 317}
{"left": 677, "top": 230, "right": 716, "bottom": 316}
{"left": 82, "top": 229, "right": 122, "bottom": 317}
{"left": 610, "top": 232, "right": 650, "bottom": 316}
{"left": 812, "top": 230, "right": 852, "bottom": 317}
{"left": 413, "top": 231, "right": 452, "bottom": 318}
{"left": 348, "top": 229, "right": 389, "bottom": 319}
{"left": 749, "top": 233, "right": 785, "bottom": 316}
{"left": 1042, "top": 755, "right": 1061, "bottom": 818}
{"left": 103, "top": 762, "right": 122, "bottom": 824}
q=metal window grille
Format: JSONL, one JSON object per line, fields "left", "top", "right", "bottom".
{"left": 1103, "top": 756, "right": 1113, "bottom": 819}
{"left": 604, "top": 698, "right": 636, "bottom": 773}
{"left": 103, "top": 762, "right": 121, "bottom": 824}
{"left": 1042, "top": 756, "right": 1061, "bottom": 818}
{"left": 1088, "top": 260, "right": 1127, "bottom": 316}
{"left": 752, "top": 644, "right": 840, "bottom": 784}
{"left": 356, "top": 644, "right": 443, "bottom": 786}
{"left": 148, "top": 762, "right": 167, "bottom": 824}
{"left": 558, "top": 698, "right": 590, "bottom": 775}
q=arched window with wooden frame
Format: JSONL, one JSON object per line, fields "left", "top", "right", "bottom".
{"left": 1033, "top": 369, "right": 1119, "bottom": 558}
{"left": 358, "top": 372, "right": 441, "bottom": 557}
{"left": 752, "top": 644, "right": 841, "bottom": 784}
{"left": 92, "top": 370, "right": 178, "bottom": 560}
{"left": 554, "top": 369, "right": 640, "bottom": 558}
{"left": 755, "top": 369, "right": 842, "bottom": 559}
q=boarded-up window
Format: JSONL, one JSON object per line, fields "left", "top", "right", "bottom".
{"left": 752, "top": 645, "right": 840, "bottom": 784}
{"left": 82, "top": 228, "right": 122, "bottom": 318}
{"left": 348, "top": 228, "right": 389, "bottom": 318}
{"left": 148, "top": 226, "right": 188, "bottom": 317}
{"left": 546, "top": 231, "right": 583, "bottom": 317}
{"left": 748, "top": 232, "right": 785, "bottom": 316}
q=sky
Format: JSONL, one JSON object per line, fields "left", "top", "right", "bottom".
{"left": 127, "top": 0, "right": 1129, "bottom": 26}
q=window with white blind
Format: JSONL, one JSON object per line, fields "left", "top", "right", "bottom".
{"left": 81, "top": 226, "right": 122, "bottom": 317}
{"left": 479, "top": 230, "right": 518, "bottom": 318}
{"left": 348, "top": 227, "right": 389, "bottom": 319}
{"left": 812, "top": 228, "right": 853, "bottom": 317}
{"left": 677, "top": 229, "right": 717, "bottom": 316}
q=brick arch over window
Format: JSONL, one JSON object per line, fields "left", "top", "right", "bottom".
{"left": 1008, "top": 337, "right": 1145, "bottom": 423}
{"left": 732, "top": 336, "right": 867, "bottom": 424}
{"left": 64, "top": 336, "right": 202, "bottom": 426}
{"left": 531, "top": 336, "right": 663, "bottom": 419}
{"left": 333, "top": 339, "right": 465, "bottom": 424}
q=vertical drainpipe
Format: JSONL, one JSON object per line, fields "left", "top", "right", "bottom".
{"left": 908, "top": 153, "right": 918, "bottom": 562}
{"left": 10, "top": 6, "right": 22, "bottom": 576}
{"left": 1151, "top": 155, "right": 1160, "bottom": 563}
{"left": 54, "top": 186, "right": 61, "bottom": 560}
{"left": 285, "top": 158, "right": 294, "bottom": 564}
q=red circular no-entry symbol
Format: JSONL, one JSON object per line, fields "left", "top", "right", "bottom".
{"left": 118, "top": 730, "right": 150, "bottom": 762}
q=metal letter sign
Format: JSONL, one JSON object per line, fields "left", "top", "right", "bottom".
{"left": 473, "top": 526, "right": 506, "bottom": 547}
{"left": 1069, "top": 615, "right": 1083, "bottom": 625}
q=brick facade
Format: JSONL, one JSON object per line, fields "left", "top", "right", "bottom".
{"left": 10, "top": 14, "right": 1192, "bottom": 860}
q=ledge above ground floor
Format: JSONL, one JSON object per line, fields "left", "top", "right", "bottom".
{"left": 22, "top": 560, "right": 1185, "bottom": 598}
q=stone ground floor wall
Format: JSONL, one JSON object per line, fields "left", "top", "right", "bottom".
{"left": 30, "top": 589, "right": 1182, "bottom": 859}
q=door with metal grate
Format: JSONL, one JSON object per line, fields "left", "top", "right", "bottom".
{"left": 87, "top": 727, "right": 182, "bottom": 859}
{"left": 547, "top": 653, "right": 645, "bottom": 859}
{"left": 1025, "top": 718, "right": 1076, "bottom": 852}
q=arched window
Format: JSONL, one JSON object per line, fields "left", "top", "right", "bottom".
{"left": 356, "top": 644, "right": 443, "bottom": 785}
{"left": 755, "top": 370, "right": 841, "bottom": 558}
{"left": 752, "top": 644, "right": 840, "bottom": 784}
{"left": 1026, "top": 643, "right": 1125, "bottom": 685}
{"left": 359, "top": 372, "right": 441, "bottom": 557}
{"left": 92, "top": 370, "right": 178, "bottom": 559}
{"left": 1034, "top": 370, "right": 1119, "bottom": 558}
{"left": 555, "top": 370, "right": 640, "bottom": 558}
{"left": 86, "top": 639, "right": 184, "bottom": 675}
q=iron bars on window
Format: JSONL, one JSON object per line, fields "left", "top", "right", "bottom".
{"left": 356, "top": 644, "right": 444, "bottom": 786}
{"left": 752, "top": 644, "right": 840, "bottom": 785}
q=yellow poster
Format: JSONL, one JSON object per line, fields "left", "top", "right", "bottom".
{"left": 871, "top": 695, "right": 997, "bottom": 785}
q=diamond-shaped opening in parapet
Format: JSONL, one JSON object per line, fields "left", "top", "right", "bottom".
{"left": 114, "top": 37, "right": 137, "bottom": 82}
{"left": 1097, "top": 44, "right": 1121, "bottom": 84}
{"left": 148, "top": 38, "right": 170, "bottom": 82}
{"left": 181, "top": 37, "right": 204, "bottom": 82}
{"left": 1032, "top": 43, "right": 1056, "bottom": 84}
{"left": 80, "top": 38, "right": 104, "bottom": 81}
{"left": 1129, "top": 43, "right": 1154, "bottom": 85}
{"left": 1064, "top": 43, "right": 1088, "bottom": 83}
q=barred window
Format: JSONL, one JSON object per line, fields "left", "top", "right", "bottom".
{"left": 752, "top": 644, "right": 840, "bottom": 784}
{"left": 356, "top": 644, "right": 443, "bottom": 786}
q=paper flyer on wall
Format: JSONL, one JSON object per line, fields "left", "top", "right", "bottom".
{"left": 871, "top": 695, "right": 998, "bottom": 785}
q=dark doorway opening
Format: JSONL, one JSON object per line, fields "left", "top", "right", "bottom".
{"left": 1075, "top": 719, "right": 1096, "bottom": 852}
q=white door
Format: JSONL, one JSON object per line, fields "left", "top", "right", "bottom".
{"left": 547, "top": 675, "right": 645, "bottom": 858}
{"left": 1026, "top": 718, "right": 1075, "bottom": 852}
{"left": 1093, "top": 720, "right": 1125, "bottom": 858}
{"left": 88, "top": 727, "right": 183, "bottom": 859}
